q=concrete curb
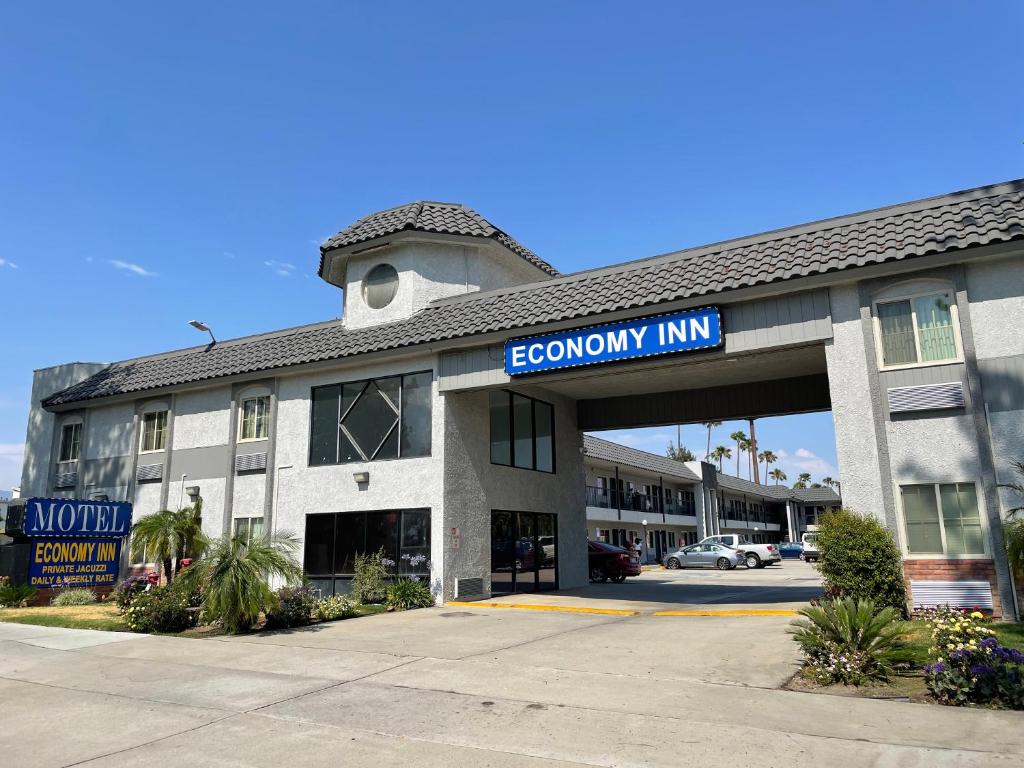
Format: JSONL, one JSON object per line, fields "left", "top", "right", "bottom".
{"left": 653, "top": 609, "right": 798, "bottom": 617}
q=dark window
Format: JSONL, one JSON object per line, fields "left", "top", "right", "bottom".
{"left": 310, "top": 372, "right": 432, "bottom": 465}
{"left": 304, "top": 509, "right": 431, "bottom": 596}
{"left": 489, "top": 390, "right": 555, "bottom": 473}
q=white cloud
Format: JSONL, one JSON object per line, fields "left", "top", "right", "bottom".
{"left": 223, "top": 251, "right": 236, "bottom": 259}
{"left": 0, "top": 258, "right": 18, "bottom": 269}
{"left": 108, "top": 259, "right": 158, "bottom": 277}
{"left": 775, "top": 447, "right": 837, "bottom": 481}
{"left": 265, "top": 260, "right": 297, "bottom": 277}
{"left": 0, "top": 443, "right": 24, "bottom": 490}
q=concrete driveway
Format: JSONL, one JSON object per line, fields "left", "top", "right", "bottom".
{"left": 2, "top": 565, "right": 1022, "bottom": 767}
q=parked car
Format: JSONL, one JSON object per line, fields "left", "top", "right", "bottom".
{"left": 699, "top": 534, "right": 781, "bottom": 569}
{"left": 778, "top": 541, "right": 803, "bottom": 560}
{"left": 663, "top": 543, "right": 744, "bottom": 570}
{"left": 801, "top": 532, "right": 820, "bottom": 563}
{"left": 587, "top": 541, "right": 641, "bottom": 583}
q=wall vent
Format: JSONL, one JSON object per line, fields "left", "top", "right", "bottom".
{"left": 910, "top": 580, "right": 993, "bottom": 610}
{"left": 235, "top": 452, "right": 268, "bottom": 473}
{"left": 888, "top": 382, "right": 965, "bottom": 413}
{"left": 455, "top": 577, "right": 485, "bottom": 600}
{"left": 54, "top": 471, "right": 78, "bottom": 489}
{"left": 136, "top": 463, "right": 163, "bottom": 482}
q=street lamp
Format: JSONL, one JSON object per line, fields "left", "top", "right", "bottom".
{"left": 188, "top": 320, "right": 216, "bottom": 344}
{"left": 641, "top": 518, "right": 649, "bottom": 564}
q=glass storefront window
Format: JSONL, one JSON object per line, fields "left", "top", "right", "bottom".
{"left": 489, "top": 390, "right": 556, "bottom": 473}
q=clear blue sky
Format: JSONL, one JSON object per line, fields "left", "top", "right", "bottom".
{"left": 1, "top": 3, "right": 1021, "bottom": 490}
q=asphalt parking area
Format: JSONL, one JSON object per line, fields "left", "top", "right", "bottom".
{"left": 2, "top": 561, "right": 1022, "bottom": 767}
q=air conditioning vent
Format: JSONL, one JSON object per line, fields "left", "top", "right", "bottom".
{"left": 455, "top": 577, "right": 485, "bottom": 600}
{"left": 54, "top": 471, "right": 78, "bottom": 489}
{"left": 910, "top": 580, "right": 993, "bottom": 610}
{"left": 235, "top": 452, "right": 268, "bottom": 473}
{"left": 888, "top": 382, "right": 965, "bottom": 413}
{"left": 136, "top": 463, "right": 163, "bottom": 482}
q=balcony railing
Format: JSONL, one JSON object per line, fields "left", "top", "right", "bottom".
{"left": 586, "top": 486, "right": 695, "bottom": 516}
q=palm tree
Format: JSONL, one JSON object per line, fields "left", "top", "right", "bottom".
{"left": 666, "top": 441, "right": 696, "bottom": 462}
{"left": 709, "top": 445, "right": 731, "bottom": 472}
{"left": 701, "top": 421, "right": 722, "bottom": 460}
{"left": 821, "top": 476, "right": 834, "bottom": 489}
{"left": 729, "top": 430, "right": 747, "bottom": 477}
{"left": 759, "top": 450, "right": 778, "bottom": 482}
{"left": 738, "top": 437, "right": 753, "bottom": 479}
{"left": 793, "top": 472, "right": 812, "bottom": 490}
{"left": 998, "top": 459, "right": 1024, "bottom": 517}
{"left": 998, "top": 460, "right": 1024, "bottom": 581}
{"left": 178, "top": 532, "right": 304, "bottom": 633}
{"left": 769, "top": 468, "right": 787, "bottom": 485}
{"left": 130, "top": 504, "right": 209, "bottom": 584}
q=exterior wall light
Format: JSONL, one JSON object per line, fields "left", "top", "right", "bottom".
{"left": 185, "top": 486, "right": 201, "bottom": 500}
{"left": 353, "top": 471, "right": 370, "bottom": 485}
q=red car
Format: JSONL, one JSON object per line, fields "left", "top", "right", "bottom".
{"left": 588, "top": 541, "right": 642, "bottom": 583}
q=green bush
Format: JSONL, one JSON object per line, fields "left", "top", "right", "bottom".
{"left": 385, "top": 577, "right": 435, "bottom": 611}
{"left": 51, "top": 588, "right": 97, "bottom": 607}
{"left": 264, "top": 586, "right": 317, "bottom": 630}
{"left": 0, "top": 584, "right": 38, "bottom": 608}
{"left": 125, "top": 584, "right": 197, "bottom": 633}
{"left": 789, "top": 598, "right": 911, "bottom": 685}
{"left": 352, "top": 549, "right": 390, "bottom": 604}
{"left": 816, "top": 509, "right": 907, "bottom": 614}
{"left": 313, "top": 594, "right": 355, "bottom": 622}
{"left": 113, "top": 576, "right": 152, "bottom": 611}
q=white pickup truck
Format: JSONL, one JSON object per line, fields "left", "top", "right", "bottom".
{"left": 699, "top": 534, "right": 781, "bottom": 569}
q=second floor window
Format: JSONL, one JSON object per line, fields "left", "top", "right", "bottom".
{"left": 876, "top": 291, "right": 959, "bottom": 367}
{"left": 239, "top": 396, "right": 270, "bottom": 441}
{"left": 310, "top": 371, "right": 432, "bottom": 465}
{"left": 489, "top": 390, "right": 554, "bottom": 473}
{"left": 141, "top": 411, "right": 168, "bottom": 452}
{"left": 58, "top": 422, "right": 82, "bottom": 462}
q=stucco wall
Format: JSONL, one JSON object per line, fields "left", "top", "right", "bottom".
{"left": 83, "top": 403, "right": 135, "bottom": 459}
{"left": 442, "top": 386, "right": 587, "bottom": 599}
{"left": 825, "top": 284, "right": 887, "bottom": 520}
{"left": 966, "top": 252, "right": 1024, "bottom": 360}
{"left": 172, "top": 388, "right": 231, "bottom": 449}
{"left": 232, "top": 471, "right": 267, "bottom": 520}
{"left": 272, "top": 354, "right": 446, "bottom": 595}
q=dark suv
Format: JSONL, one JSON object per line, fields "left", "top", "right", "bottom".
{"left": 587, "top": 541, "right": 642, "bottom": 583}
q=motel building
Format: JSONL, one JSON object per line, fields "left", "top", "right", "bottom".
{"left": 9, "top": 179, "right": 1024, "bottom": 617}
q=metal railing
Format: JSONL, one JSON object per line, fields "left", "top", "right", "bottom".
{"left": 585, "top": 486, "right": 695, "bottom": 516}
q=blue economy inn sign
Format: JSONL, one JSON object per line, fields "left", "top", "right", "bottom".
{"left": 504, "top": 306, "right": 723, "bottom": 376}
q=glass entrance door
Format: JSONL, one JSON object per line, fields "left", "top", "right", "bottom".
{"left": 491, "top": 510, "right": 558, "bottom": 595}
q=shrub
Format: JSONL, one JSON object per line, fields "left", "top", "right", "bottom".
{"left": 920, "top": 605, "right": 996, "bottom": 652}
{"left": 925, "top": 637, "right": 1024, "bottom": 709}
{"left": 816, "top": 509, "right": 907, "bottom": 614}
{"left": 114, "top": 576, "right": 151, "bottom": 611}
{"left": 352, "top": 548, "right": 390, "bottom": 604}
{"left": 789, "top": 598, "right": 911, "bottom": 685}
{"left": 313, "top": 594, "right": 355, "bottom": 622}
{"left": 124, "top": 584, "right": 197, "bottom": 633}
{"left": 51, "top": 588, "right": 97, "bottom": 607}
{"left": 264, "top": 586, "right": 317, "bottom": 630}
{"left": 176, "top": 531, "right": 304, "bottom": 633}
{"left": 385, "top": 577, "right": 435, "bottom": 611}
{"left": 0, "top": 584, "right": 38, "bottom": 608}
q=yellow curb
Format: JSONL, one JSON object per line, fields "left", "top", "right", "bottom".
{"left": 446, "top": 601, "right": 639, "bottom": 616}
{"left": 653, "top": 609, "right": 798, "bottom": 617}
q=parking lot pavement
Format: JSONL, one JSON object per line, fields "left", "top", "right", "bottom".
{"left": 2, "top": 567, "right": 1023, "bottom": 767}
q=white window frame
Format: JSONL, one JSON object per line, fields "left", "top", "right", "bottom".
{"left": 140, "top": 410, "right": 169, "bottom": 454}
{"left": 871, "top": 287, "right": 964, "bottom": 371}
{"left": 58, "top": 420, "right": 83, "bottom": 463}
{"left": 895, "top": 479, "right": 991, "bottom": 560}
{"left": 238, "top": 395, "right": 270, "bottom": 442}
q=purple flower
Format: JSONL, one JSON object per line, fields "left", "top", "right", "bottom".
{"left": 979, "top": 637, "right": 998, "bottom": 651}
{"left": 969, "top": 664, "right": 994, "bottom": 677}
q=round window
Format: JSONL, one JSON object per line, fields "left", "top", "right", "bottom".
{"left": 361, "top": 263, "right": 399, "bottom": 309}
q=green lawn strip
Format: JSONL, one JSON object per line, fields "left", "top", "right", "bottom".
{"left": 0, "top": 604, "right": 128, "bottom": 632}
{"left": 352, "top": 603, "right": 388, "bottom": 617}
{"left": 992, "top": 621, "right": 1024, "bottom": 651}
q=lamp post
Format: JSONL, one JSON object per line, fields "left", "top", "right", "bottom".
{"left": 641, "top": 518, "right": 649, "bottom": 564}
{"left": 188, "top": 320, "right": 216, "bottom": 344}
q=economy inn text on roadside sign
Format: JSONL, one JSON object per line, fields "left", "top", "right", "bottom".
{"left": 504, "top": 306, "right": 722, "bottom": 375}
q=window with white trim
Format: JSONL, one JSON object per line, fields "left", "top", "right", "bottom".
{"left": 900, "top": 482, "right": 986, "bottom": 555}
{"left": 875, "top": 290, "right": 959, "bottom": 367}
{"left": 233, "top": 516, "right": 265, "bottom": 542}
{"left": 239, "top": 396, "right": 270, "bottom": 441}
{"left": 59, "top": 422, "right": 82, "bottom": 462}
{"left": 140, "top": 411, "right": 168, "bottom": 452}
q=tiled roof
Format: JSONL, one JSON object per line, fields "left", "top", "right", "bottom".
{"left": 582, "top": 434, "right": 701, "bottom": 483}
{"left": 319, "top": 201, "right": 560, "bottom": 277}
{"left": 45, "top": 180, "right": 1024, "bottom": 407}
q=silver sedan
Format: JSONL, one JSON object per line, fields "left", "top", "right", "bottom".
{"left": 663, "top": 543, "right": 745, "bottom": 570}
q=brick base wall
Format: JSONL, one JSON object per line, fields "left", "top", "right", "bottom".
{"left": 903, "top": 559, "right": 1001, "bottom": 618}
